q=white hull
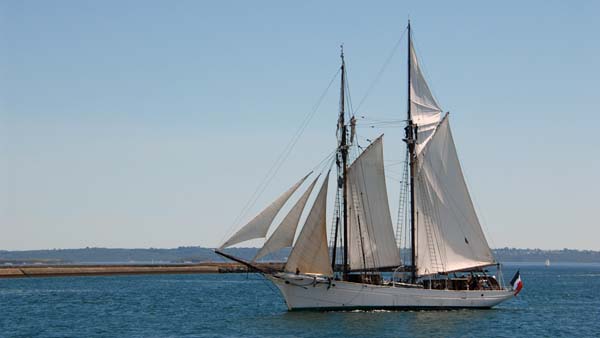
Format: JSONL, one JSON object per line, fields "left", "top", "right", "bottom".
{"left": 268, "top": 273, "right": 514, "bottom": 311}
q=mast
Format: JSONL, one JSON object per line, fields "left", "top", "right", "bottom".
{"left": 405, "top": 20, "right": 417, "bottom": 283}
{"left": 336, "top": 45, "right": 349, "bottom": 278}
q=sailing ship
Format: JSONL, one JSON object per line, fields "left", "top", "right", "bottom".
{"left": 216, "top": 22, "right": 517, "bottom": 310}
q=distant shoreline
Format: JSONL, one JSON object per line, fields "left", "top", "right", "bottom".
{"left": 1, "top": 247, "right": 599, "bottom": 267}
{"left": 2, "top": 261, "right": 599, "bottom": 279}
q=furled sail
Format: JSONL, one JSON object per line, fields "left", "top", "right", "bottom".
{"left": 253, "top": 175, "right": 320, "bottom": 261}
{"left": 346, "top": 136, "right": 401, "bottom": 270}
{"left": 284, "top": 174, "right": 332, "bottom": 276}
{"left": 219, "top": 173, "right": 310, "bottom": 249}
{"left": 409, "top": 40, "right": 443, "bottom": 153}
{"left": 414, "top": 115, "right": 494, "bottom": 276}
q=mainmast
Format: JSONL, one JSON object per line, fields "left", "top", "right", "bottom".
{"left": 334, "top": 45, "right": 349, "bottom": 279}
{"left": 405, "top": 21, "right": 418, "bottom": 283}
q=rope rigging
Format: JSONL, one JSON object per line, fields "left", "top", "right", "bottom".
{"left": 333, "top": 29, "right": 412, "bottom": 279}
{"left": 354, "top": 27, "right": 408, "bottom": 115}
{"left": 220, "top": 68, "right": 341, "bottom": 245}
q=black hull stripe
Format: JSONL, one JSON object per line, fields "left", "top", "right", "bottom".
{"left": 289, "top": 305, "right": 493, "bottom": 312}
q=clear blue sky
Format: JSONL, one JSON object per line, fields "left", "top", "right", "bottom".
{"left": 1, "top": 0, "right": 598, "bottom": 250}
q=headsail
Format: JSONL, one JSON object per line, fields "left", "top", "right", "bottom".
{"left": 284, "top": 174, "right": 332, "bottom": 276}
{"left": 409, "top": 40, "right": 443, "bottom": 153}
{"left": 346, "top": 136, "right": 401, "bottom": 270}
{"left": 413, "top": 116, "right": 495, "bottom": 276}
{"left": 253, "top": 175, "right": 320, "bottom": 261}
{"left": 219, "top": 173, "right": 310, "bottom": 249}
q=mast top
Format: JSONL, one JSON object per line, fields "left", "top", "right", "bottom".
{"left": 340, "top": 44, "right": 344, "bottom": 61}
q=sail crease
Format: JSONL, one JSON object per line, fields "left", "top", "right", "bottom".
{"left": 409, "top": 40, "right": 443, "bottom": 154}
{"left": 284, "top": 174, "right": 333, "bottom": 276}
{"left": 347, "top": 136, "right": 401, "bottom": 271}
{"left": 220, "top": 173, "right": 310, "bottom": 249}
{"left": 253, "top": 175, "right": 320, "bottom": 261}
{"left": 414, "top": 116, "right": 494, "bottom": 276}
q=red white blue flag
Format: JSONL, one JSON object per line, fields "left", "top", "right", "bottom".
{"left": 510, "top": 270, "right": 523, "bottom": 296}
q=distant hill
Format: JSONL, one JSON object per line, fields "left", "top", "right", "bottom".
{"left": 493, "top": 247, "right": 600, "bottom": 263}
{"left": 1, "top": 246, "right": 599, "bottom": 265}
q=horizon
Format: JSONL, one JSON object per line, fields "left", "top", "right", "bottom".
{"left": 3, "top": 245, "right": 599, "bottom": 253}
{"left": 2, "top": 1, "right": 599, "bottom": 251}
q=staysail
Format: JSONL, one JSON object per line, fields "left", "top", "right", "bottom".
{"left": 219, "top": 173, "right": 310, "bottom": 249}
{"left": 409, "top": 40, "right": 443, "bottom": 153}
{"left": 284, "top": 174, "right": 332, "bottom": 276}
{"left": 347, "top": 136, "right": 401, "bottom": 270}
{"left": 253, "top": 175, "right": 320, "bottom": 261}
{"left": 413, "top": 116, "right": 495, "bottom": 276}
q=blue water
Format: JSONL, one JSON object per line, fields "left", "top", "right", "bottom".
{"left": 1, "top": 264, "right": 599, "bottom": 338}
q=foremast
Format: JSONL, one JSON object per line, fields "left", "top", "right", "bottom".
{"left": 332, "top": 45, "right": 350, "bottom": 279}
{"left": 404, "top": 21, "right": 418, "bottom": 283}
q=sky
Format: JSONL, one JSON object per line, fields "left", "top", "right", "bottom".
{"left": 1, "top": 0, "right": 599, "bottom": 251}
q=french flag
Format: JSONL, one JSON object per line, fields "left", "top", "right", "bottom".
{"left": 510, "top": 270, "right": 523, "bottom": 296}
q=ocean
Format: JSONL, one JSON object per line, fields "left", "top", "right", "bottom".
{"left": 1, "top": 263, "right": 599, "bottom": 338}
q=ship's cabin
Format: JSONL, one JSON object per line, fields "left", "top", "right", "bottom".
{"left": 419, "top": 273, "right": 502, "bottom": 291}
{"left": 337, "top": 268, "right": 504, "bottom": 291}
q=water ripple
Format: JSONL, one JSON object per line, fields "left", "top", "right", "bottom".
{"left": 1, "top": 265, "right": 599, "bottom": 337}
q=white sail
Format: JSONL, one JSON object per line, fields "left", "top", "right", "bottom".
{"left": 253, "top": 175, "right": 320, "bottom": 261}
{"left": 219, "top": 173, "right": 310, "bottom": 249}
{"left": 284, "top": 175, "right": 332, "bottom": 276}
{"left": 409, "top": 40, "right": 443, "bottom": 153}
{"left": 414, "top": 116, "right": 494, "bottom": 276}
{"left": 347, "top": 136, "right": 401, "bottom": 270}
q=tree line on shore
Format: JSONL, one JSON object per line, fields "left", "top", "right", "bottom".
{"left": 1, "top": 246, "right": 599, "bottom": 264}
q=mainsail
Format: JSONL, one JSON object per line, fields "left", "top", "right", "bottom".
{"left": 284, "top": 175, "right": 332, "bottom": 276}
{"left": 219, "top": 173, "right": 310, "bottom": 249}
{"left": 347, "top": 136, "right": 401, "bottom": 270}
{"left": 253, "top": 175, "right": 320, "bottom": 261}
{"left": 409, "top": 40, "right": 443, "bottom": 153}
{"left": 413, "top": 115, "right": 495, "bottom": 276}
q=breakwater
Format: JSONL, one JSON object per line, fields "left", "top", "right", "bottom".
{"left": 0, "top": 262, "right": 284, "bottom": 278}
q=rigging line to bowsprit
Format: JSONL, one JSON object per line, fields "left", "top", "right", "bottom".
{"left": 255, "top": 273, "right": 279, "bottom": 295}
{"left": 354, "top": 27, "right": 408, "bottom": 115}
{"left": 221, "top": 68, "right": 342, "bottom": 244}
{"left": 309, "top": 149, "right": 337, "bottom": 176}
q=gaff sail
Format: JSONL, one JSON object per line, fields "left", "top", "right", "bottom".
{"left": 346, "top": 136, "right": 401, "bottom": 270}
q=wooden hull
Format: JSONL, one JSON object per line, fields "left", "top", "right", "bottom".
{"left": 268, "top": 273, "right": 514, "bottom": 311}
